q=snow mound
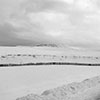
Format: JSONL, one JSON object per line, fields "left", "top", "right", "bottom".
{"left": 16, "top": 75, "right": 100, "bottom": 100}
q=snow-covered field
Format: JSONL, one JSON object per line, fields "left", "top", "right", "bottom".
{"left": 0, "top": 46, "right": 100, "bottom": 65}
{"left": 0, "top": 46, "right": 100, "bottom": 100}
{"left": 0, "top": 66, "right": 100, "bottom": 100}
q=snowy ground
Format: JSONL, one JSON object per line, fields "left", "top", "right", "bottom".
{"left": 0, "top": 46, "right": 100, "bottom": 65}
{"left": 0, "top": 66, "right": 100, "bottom": 100}
{"left": 0, "top": 46, "right": 100, "bottom": 100}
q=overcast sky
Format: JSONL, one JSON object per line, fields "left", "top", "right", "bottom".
{"left": 0, "top": 0, "right": 100, "bottom": 48}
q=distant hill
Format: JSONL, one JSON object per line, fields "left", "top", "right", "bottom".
{"left": 35, "top": 44, "right": 58, "bottom": 47}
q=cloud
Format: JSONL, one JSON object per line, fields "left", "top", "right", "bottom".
{"left": 0, "top": 22, "right": 60, "bottom": 46}
{"left": 0, "top": 0, "right": 100, "bottom": 48}
{"left": 0, "top": 23, "right": 37, "bottom": 46}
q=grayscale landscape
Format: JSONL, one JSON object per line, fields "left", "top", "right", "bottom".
{"left": 0, "top": 0, "right": 100, "bottom": 100}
